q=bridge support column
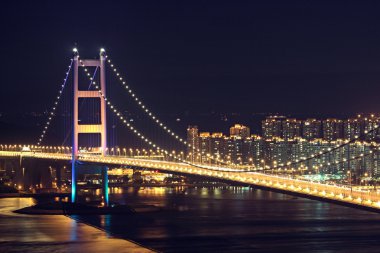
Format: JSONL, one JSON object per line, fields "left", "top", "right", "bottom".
{"left": 71, "top": 48, "right": 107, "bottom": 205}
{"left": 102, "top": 166, "right": 109, "bottom": 207}
{"left": 71, "top": 162, "right": 77, "bottom": 203}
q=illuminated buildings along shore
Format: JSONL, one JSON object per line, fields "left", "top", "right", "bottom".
{"left": 187, "top": 115, "right": 380, "bottom": 177}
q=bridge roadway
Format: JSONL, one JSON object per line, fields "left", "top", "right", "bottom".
{"left": 2, "top": 150, "right": 380, "bottom": 212}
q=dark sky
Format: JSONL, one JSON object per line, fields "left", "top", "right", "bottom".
{"left": 2, "top": 0, "right": 380, "bottom": 115}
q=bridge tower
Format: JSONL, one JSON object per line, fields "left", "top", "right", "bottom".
{"left": 72, "top": 49, "right": 109, "bottom": 206}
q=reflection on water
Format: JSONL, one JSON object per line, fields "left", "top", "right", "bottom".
{"left": 73, "top": 187, "right": 380, "bottom": 253}
{"left": 0, "top": 198, "right": 153, "bottom": 253}
{"left": 0, "top": 197, "right": 35, "bottom": 215}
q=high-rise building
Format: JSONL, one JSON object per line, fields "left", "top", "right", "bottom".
{"left": 282, "top": 118, "right": 301, "bottom": 140}
{"left": 242, "top": 135, "right": 264, "bottom": 167}
{"left": 262, "top": 116, "right": 284, "bottom": 139}
{"left": 187, "top": 125, "right": 199, "bottom": 163}
{"left": 373, "top": 149, "right": 380, "bottom": 177}
{"left": 224, "top": 136, "right": 244, "bottom": 165}
{"left": 362, "top": 116, "right": 380, "bottom": 140}
{"left": 199, "top": 132, "right": 211, "bottom": 163}
{"left": 323, "top": 119, "right": 343, "bottom": 141}
{"left": 265, "top": 137, "right": 290, "bottom": 165}
{"left": 230, "top": 124, "right": 250, "bottom": 138}
{"left": 343, "top": 118, "right": 361, "bottom": 139}
{"left": 210, "top": 132, "right": 224, "bottom": 161}
{"left": 289, "top": 137, "right": 309, "bottom": 163}
{"left": 302, "top": 118, "right": 321, "bottom": 140}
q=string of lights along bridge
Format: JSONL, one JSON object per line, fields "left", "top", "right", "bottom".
{"left": 1, "top": 48, "right": 380, "bottom": 210}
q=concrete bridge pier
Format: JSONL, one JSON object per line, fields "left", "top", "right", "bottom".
{"left": 102, "top": 166, "right": 109, "bottom": 207}
{"left": 71, "top": 163, "right": 109, "bottom": 207}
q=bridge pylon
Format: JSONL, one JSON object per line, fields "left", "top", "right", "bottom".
{"left": 71, "top": 48, "right": 109, "bottom": 206}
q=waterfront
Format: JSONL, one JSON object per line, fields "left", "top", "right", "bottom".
{"left": 72, "top": 187, "right": 380, "bottom": 252}
{"left": 0, "top": 198, "right": 153, "bottom": 253}
{"left": 2, "top": 187, "right": 380, "bottom": 252}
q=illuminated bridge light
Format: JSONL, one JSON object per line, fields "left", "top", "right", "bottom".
{"left": 4, "top": 145, "right": 380, "bottom": 211}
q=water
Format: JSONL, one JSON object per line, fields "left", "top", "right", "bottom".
{"left": 71, "top": 187, "right": 380, "bottom": 252}
{"left": 0, "top": 198, "right": 152, "bottom": 253}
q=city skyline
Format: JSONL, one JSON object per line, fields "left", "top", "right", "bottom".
{"left": 1, "top": 108, "right": 380, "bottom": 144}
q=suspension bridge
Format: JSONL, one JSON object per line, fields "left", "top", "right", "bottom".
{"left": 1, "top": 48, "right": 380, "bottom": 211}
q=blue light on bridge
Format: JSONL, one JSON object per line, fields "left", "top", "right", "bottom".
{"left": 103, "top": 167, "right": 109, "bottom": 207}
{"left": 71, "top": 163, "right": 76, "bottom": 203}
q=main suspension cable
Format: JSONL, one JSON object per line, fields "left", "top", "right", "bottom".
{"left": 105, "top": 55, "right": 230, "bottom": 165}
{"left": 37, "top": 58, "right": 73, "bottom": 146}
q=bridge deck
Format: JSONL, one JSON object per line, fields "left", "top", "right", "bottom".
{"left": 2, "top": 150, "right": 380, "bottom": 212}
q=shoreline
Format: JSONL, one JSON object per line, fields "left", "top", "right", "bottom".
{"left": 0, "top": 198, "right": 156, "bottom": 253}
{"left": 14, "top": 202, "right": 163, "bottom": 215}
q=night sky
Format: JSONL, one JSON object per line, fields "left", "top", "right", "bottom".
{"left": 2, "top": 1, "right": 380, "bottom": 115}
